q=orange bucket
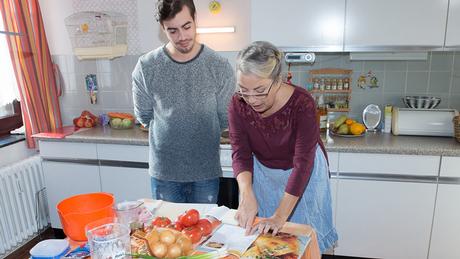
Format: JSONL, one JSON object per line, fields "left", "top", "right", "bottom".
{"left": 57, "top": 192, "right": 115, "bottom": 241}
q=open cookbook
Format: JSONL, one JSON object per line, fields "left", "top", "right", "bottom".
{"left": 198, "top": 206, "right": 311, "bottom": 259}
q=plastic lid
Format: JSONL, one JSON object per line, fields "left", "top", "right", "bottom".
{"left": 30, "top": 239, "right": 70, "bottom": 259}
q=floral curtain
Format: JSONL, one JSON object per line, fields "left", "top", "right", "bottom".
{"left": 0, "top": 0, "right": 62, "bottom": 148}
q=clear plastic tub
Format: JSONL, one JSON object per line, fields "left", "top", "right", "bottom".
{"left": 30, "top": 239, "right": 70, "bottom": 259}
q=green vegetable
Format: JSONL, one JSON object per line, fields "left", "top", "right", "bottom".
{"left": 130, "top": 249, "right": 227, "bottom": 259}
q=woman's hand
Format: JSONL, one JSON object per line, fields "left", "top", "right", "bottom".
{"left": 235, "top": 190, "right": 258, "bottom": 235}
{"left": 251, "top": 213, "right": 287, "bottom": 236}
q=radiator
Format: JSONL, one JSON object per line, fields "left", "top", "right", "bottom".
{"left": 0, "top": 155, "right": 49, "bottom": 257}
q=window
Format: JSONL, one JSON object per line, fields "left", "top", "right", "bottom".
{"left": 0, "top": 12, "right": 21, "bottom": 118}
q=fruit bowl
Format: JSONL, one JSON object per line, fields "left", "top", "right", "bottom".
{"left": 108, "top": 112, "right": 135, "bottom": 130}
{"left": 110, "top": 117, "right": 134, "bottom": 129}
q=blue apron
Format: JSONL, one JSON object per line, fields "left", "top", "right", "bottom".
{"left": 252, "top": 145, "right": 338, "bottom": 253}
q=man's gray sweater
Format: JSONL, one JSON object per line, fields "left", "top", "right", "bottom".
{"left": 132, "top": 45, "right": 235, "bottom": 182}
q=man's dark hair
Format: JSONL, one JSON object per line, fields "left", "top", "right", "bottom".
{"left": 155, "top": 0, "right": 196, "bottom": 24}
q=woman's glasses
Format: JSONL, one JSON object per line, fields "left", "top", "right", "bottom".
{"left": 237, "top": 80, "right": 276, "bottom": 100}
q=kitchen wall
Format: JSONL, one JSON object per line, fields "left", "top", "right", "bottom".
{"left": 54, "top": 51, "right": 460, "bottom": 125}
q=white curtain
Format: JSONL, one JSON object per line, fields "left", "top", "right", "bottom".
{"left": 0, "top": 13, "right": 21, "bottom": 117}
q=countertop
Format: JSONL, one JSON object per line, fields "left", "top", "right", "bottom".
{"left": 38, "top": 126, "right": 460, "bottom": 156}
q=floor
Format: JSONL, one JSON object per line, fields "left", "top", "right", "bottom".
{"left": 6, "top": 227, "right": 369, "bottom": 259}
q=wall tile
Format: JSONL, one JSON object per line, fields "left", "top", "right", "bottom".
{"left": 384, "top": 61, "right": 406, "bottom": 72}
{"left": 454, "top": 52, "right": 460, "bottom": 72}
{"left": 384, "top": 71, "right": 406, "bottom": 93}
{"left": 406, "top": 71, "right": 429, "bottom": 93}
{"left": 449, "top": 94, "right": 460, "bottom": 110}
{"left": 364, "top": 61, "right": 385, "bottom": 72}
{"left": 407, "top": 53, "right": 430, "bottom": 71}
{"left": 98, "top": 91, "right": 132, "bottom": 109}
{"left": 59, "top": 91, "right": 96, "bottom": 109}
{"left": 319, "top": 54, "right": 343, "bottom": 69}
{"left": 428, "top": 71, "right": 451, "bottom": 93}
{"left": 383, "top": 92, "right": 405, "bottom": 107}
{"left": 342, "top": 58, "right": 363, "bottom": 72}
{"left": 452, "top": 74, "right": 460, "bottom": 94}
{"left": 73, "top": 59, "right": 97, "bottom": 74}
{"left": 96, "top": 60, "right": 112, "bottom": 73}
{"left": 431, "top": 52, "right": 453, "bottom": 72}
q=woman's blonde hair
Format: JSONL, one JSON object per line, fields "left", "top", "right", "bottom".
{"left": 236, "top": 41, "right": 283, "bottom": 81}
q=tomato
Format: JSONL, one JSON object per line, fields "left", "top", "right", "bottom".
{"left": 182, "top": 226, "right": 202, "bottom": 244}
{"left": 167, "top": 221, "right": 184, "bottom": 231}
{"left": 152, "top": 216, "right": 172, "bottom": 228}
{"left": 178, "top": 209, "right": 199, "bottom": 227}
{"left": 76, "top": 117, "right": 86, "bottom": 128}
{"left": 196, "top": 218, "right": 212, "bottom": 236}
{"left": 84, "top": 117, "right": 94, "bottom": 128}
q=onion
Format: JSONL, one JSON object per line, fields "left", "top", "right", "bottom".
{"left": 152, "top": 242, "right": 168, "bottom": 258}
{"left": 176, "top": 236, "right": 192, "bottom": 253}
{"left": 160, "top": 229, "right": 176, "bottom": 245}
{"left": 167, "top": 243, "right": 182, "bottom": 258}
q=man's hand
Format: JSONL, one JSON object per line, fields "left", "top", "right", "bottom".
{"left": 235, "top": 190, "right": 258, "bottom": 235}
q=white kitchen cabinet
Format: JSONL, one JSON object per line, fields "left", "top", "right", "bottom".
{"left": 251, "top": 0, "right": 345, "bottom": 51}
{"left": 334, "top": 152, "right": 439, "bottom": 258}
{"left": 335, "top": 179, "right": 436, "bottom": 259}
{"left": 440, "top": 156, "right": 460, "bottom": 177}
{"left": 99, "top": 166, "right": 151, "bottom": 203}
{"left": 344, "top": 0, "right": 448, "bottom": 50}
{"left": 445, "top": 0, "right": 460, "bottom": 48}
{"left": 428, "top": 183, "right": 460, "bottom": 259}
{"left": 42, "top": 161, "right": 101, "bottom": 228}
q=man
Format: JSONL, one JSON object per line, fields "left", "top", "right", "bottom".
{"left": 132, "top": 0, "right": 235, "bottom": 203}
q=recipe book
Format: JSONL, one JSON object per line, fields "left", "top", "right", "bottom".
{"left": 202, "top": 206, "right": 311, "bottom": 259}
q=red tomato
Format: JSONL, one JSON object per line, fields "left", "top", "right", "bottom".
{"left": 84, "top": 117, "right": 94, "bottom": 128}
{"left": 167, "top": 221, "right": 184, "bottom": 231}
{"left": 76, "top": 117, "right": 86, "bottom": 128}
{"left": 152, "top": 216, "right": 172, "bottom": 228}
{"left": 196, "top": 218, "right": 212, "bottom": 236}
{"left": 182, "top": 226, "right": 202, "bottom": 244}
{"left": 178, "top": 209, "right": 200, "bottom": 227}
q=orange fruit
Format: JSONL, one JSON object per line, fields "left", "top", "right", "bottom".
{"left": 350, "top": 123, "right": 366, "bottom": 135}
{"left": 345, "top": 119, "right": 354, "bottom": 125}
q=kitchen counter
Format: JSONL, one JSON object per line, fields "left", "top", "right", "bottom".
{"left": 40, "top": 126, "right": 460, "bottom": 156}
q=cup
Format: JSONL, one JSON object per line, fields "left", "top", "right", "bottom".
{"left": 85, "top": 220, "right": 131, "bottom": 259}
{"left": 115, "top": 200, "right": 144, "bottom": 231}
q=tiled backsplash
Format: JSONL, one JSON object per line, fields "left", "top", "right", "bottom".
{"left": 54, "top": 51, "right": 460, "bottom": 125}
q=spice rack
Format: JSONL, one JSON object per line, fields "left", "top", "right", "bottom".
{"left": 308, "top": 68, "right": 353, "bottom": 112}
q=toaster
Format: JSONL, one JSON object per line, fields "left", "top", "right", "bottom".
{"left": 392, "top": 108, "right": 459, "bottom": 137}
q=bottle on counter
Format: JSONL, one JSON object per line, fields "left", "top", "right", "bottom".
{"left": 317, "top": 95, "right": 328, "bottom": 133}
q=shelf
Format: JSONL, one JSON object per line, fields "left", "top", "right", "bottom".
{"left": 309, "top": 68, "right": 353, "bottom": 75}
{"left": 309, "top": 89, "right": 351, "bottom": 94}
{"left": 327, "top": 108, "right": 350, "bottom": 112}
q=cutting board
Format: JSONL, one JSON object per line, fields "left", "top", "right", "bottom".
{"left": 32, "top": 125, "right": 78, "bottom": 139}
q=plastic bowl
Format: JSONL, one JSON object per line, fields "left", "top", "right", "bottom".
{"left": 109, "top": 117, "right": 134, "bottom": 129}
{"left": 57, "top": 192, "right": 115, "bottom": 241}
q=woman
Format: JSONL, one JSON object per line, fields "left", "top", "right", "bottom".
{"left": 228, "top": 41, "right": 338, "bottom": 253}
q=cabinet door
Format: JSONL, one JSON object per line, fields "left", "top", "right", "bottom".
{"left": 335, "top": 179, "right": 436, "bottom": 259}
{"left": 100, "top": 166, "right": 151, "bottom": 203}
{"left": 344, "top": 0, "right": 448, "bottom": 50}
{"left": 445, "top": 0, "right": 460, "bottom": 48}
{"left": 42, "top": 161, "right": 101, "bottom": 228}
{"left": 251, "top": 0, "right": 345, "bottom": 51}
{"left": 428, "top": 184, "right": 460, "bottom": 259}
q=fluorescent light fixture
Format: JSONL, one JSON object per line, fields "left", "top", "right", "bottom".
{"left": 196, "top": 26, "right": 235, "bottom": 34}
{"left": 350, "top": 52, "right": 428, "bottom": 61}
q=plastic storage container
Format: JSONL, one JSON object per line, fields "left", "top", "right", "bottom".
{"left": 108, "top": 112, "right": 135, "bottom": 129}
{"left": 65, "top": 11, "right": 127, "bottom": 60}
{"left": 30, "top": 239, "right": 70, "bottom": 259}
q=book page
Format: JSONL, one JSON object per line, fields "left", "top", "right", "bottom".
{"left": 205, "top": 206, "right": 239, "bottom": 226}
{"left": 197, "top": 224, "right": 259, "bottom": 257}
